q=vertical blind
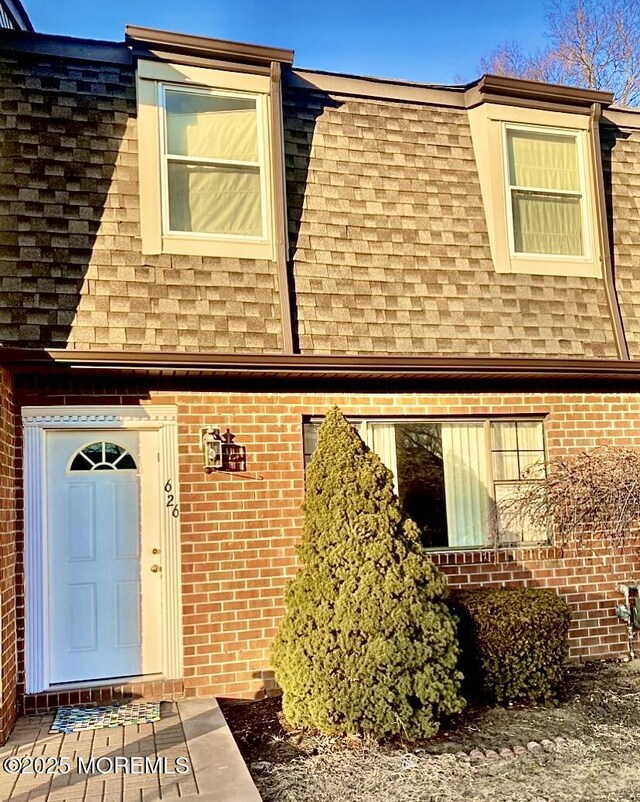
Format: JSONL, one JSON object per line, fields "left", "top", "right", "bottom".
{"left": 362, "top": 423, "right": 399, "bottom": 493}
{"left": 164, "top": 88, "right": 263, "bottom": 237}
{"left": 507, "top": 128, "right": 584, "bottom": 257}
{"left": 441, "top": 423, "right": 491, "bottom": 548}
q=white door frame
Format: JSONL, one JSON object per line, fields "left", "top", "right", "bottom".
{"left": 22, "top": 405, "right": 183, "bottom": 694}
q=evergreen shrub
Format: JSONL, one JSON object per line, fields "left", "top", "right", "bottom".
{"left": 271, "top": 406, "right": 465, "bottom": 738}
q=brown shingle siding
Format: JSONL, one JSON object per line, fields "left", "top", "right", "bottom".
{"left": 0, "top": 52, "right": 284, "bottom": 352}
{"left": 0, "top": 49, "right": 629, "bottom": 357}
{"left": 606, "top": 126, "right": 640, "bottom": 359}
{"left": 284, "top": 87, "right": 618, "bottom": 358}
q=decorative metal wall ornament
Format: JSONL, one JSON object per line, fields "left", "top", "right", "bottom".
{"left": 201, "top": 426, "right": 223, "bottom": 472}
{"left": 201, "top": 427, "right": 247, "bottom": 473}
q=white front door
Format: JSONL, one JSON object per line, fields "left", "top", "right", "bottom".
{"left": 46, "top": 429, "right": 163, "bottom": 684}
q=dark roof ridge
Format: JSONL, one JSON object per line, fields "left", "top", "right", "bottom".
{"left": 0, "top": 27, "right": 130, "bottom": 64}
{"left": 293, "top": 66, "right": 467, "bottom": 93}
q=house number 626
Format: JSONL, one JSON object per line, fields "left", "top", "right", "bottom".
{"left": 164, "top": 480, "right": 180, "bottom": 518}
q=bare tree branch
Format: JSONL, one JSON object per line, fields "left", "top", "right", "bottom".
{"left": 480, "top": 0, "right": 640, "bottom": 106}
{"left": 497, "top": 446, "right": 640, "bottom": 551}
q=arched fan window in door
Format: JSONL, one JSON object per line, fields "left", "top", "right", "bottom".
{"left": 69, "top": 441, "right": 137, "bottom": 471}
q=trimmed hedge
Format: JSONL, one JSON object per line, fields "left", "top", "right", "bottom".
{"left": 452, "top": 587, "right": 571, "bottom": 703}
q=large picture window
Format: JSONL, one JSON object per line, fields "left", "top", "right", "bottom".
{"left": 303, "top": 417, "right": 547, "bottom": 549}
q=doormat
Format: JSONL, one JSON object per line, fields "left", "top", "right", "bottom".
{"left": 50, "top": 702, "right": 161, "bottom": 734}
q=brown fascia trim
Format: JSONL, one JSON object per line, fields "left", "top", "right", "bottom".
{"left": 125, "top": 25, "right": 294, "bottom": 68}
{"left": 287, "top": 69, "right": 615, "bottom": 114}
{"left": 5, "top": 350, "right": 640, "bottom": 382}
{"left": 590, "top": 102, "right": 630, "bottom": 360}
{"left": 0, "top": 28, "right": 131, "bottom": 64}
{"left": 466, "top": 74, "right": 614, "bottom": 109}
{"left": 287, "top": 69, "right": 467, "bottom": 108}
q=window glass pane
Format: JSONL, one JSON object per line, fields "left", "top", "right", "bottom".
{"left": 516, "top": 421, "right": 545, "bottom": 450}
{"left": 441, "top": 423, "right": 491, "bottom": 548}
{"left": 518, "top": 451, "right": 546, "bottom": 479}
{"left": 168, "top": 162, "right": 262, "bottom": 237}
{"left": 303, "top": 423, "right": 320, "bottom": 466}
{"left": 165, "top": 89, "right": 258, "bottom": 162}
{"left": 115, "top": 453, "right": 137, "bottom": 470}
{"left": 508, "top": 129, "right": 580, "bottom": 191}
{"left": 495, "top": 483, "right": 548, "bottom": 544}
{"left": 70, "top": 454, "right": 92, "bottom": 471}
{"left": 80, "top": 443, "right": 103, "bottom": 464}
{"left": 492, "top": 422, "right": 518, "bottom": 451}
{"left": 394, "top": 423, "right": 448, "bottom": 549}
{"left": 493, "top": 452, "right": 520, "bottom": 481}
{"left": 512, "top": 190, "right": 583, "bottom": 256}
{"left": 104, "top": 442, "right": 126, "bottom": 464}
{"left": 366, "top": 423, "right": 399, "bottom": 483}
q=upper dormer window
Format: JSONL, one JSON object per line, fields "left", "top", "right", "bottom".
{"left": 505, "top": 126, "right": 588, "bottom": 260}
{"left": 468, "top": 102, "right": 602, "bottom": 278}
{"left": 161, "top": 86, "right": 266, "bottom": 240}
{"left": 136, "top": 60, "right": 274, "bottom": 260}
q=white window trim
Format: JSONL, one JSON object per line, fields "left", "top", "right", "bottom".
{"left": 468, "top": 103, "right": 602, "bottom": 278}
{"left": 503, "top": 123, "right": 592, "bottom": 264}
{"left": 137, "top": 59, "right": 275, "bottom": 260}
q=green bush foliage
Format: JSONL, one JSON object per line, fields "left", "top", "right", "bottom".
{"left": 452, "top": 587, "right": 571, "bottom": 703}
{"left": 271, "top": 406, "right": 465, "bottom": 739}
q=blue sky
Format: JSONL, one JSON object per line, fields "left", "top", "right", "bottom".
{"left": 26, "top": 0, "right": 549, "bottom": 85}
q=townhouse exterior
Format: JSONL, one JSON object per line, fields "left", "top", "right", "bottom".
{"left": 2, "top": 2, "right": 640, "bottom": 742}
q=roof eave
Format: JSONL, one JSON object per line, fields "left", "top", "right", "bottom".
{"left": 4, "top": 349, "right": 640, "bottom": 384}
{"left": 125, "top": 24, "right": 294, "bottom": 67}
{"left": 2, "top": 0, "right": 33, "bottom": 31}
{"left": 467, "top": 73, "right": 614, "bottom": 109}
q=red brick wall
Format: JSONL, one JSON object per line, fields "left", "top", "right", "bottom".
{"left": 13, "top": 383, "right": 640, "bottom": 701}
{"left": 0, "top": 368, "right": 17, "bottom": 739}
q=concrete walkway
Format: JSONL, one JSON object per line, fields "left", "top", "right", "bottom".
{"left": 0, "top": 699, "right": 261, "bottom": 802}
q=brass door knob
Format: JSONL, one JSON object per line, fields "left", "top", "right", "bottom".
{"left": 151, "top": 564, "right": 162, "bottom": 573}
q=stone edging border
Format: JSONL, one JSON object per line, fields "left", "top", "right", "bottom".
{"left": 452, "top": 736, "right": 579, "bottom": 761}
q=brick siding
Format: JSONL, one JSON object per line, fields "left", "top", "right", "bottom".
{"left": 10, "top": 380, "right": 640, "bottom": 706}
{"left": 0, "top": 367, "right": 17, "bottom": 739}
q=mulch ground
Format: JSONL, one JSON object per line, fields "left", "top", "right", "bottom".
{"left": 220, "top": 659, "right": 640, "bottom": 802}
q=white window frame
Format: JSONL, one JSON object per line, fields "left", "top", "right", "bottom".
{"left": 502, "top": 122, "right": 592, "bottom": 264}
{"left": 468, "top": 103, "right": 602, "bottom": 278}
{"left": 158, "top": 83, "right": 270, "bottom": 245}
{"left": 136, "top": 60, "right": 275, "bottom": 260}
